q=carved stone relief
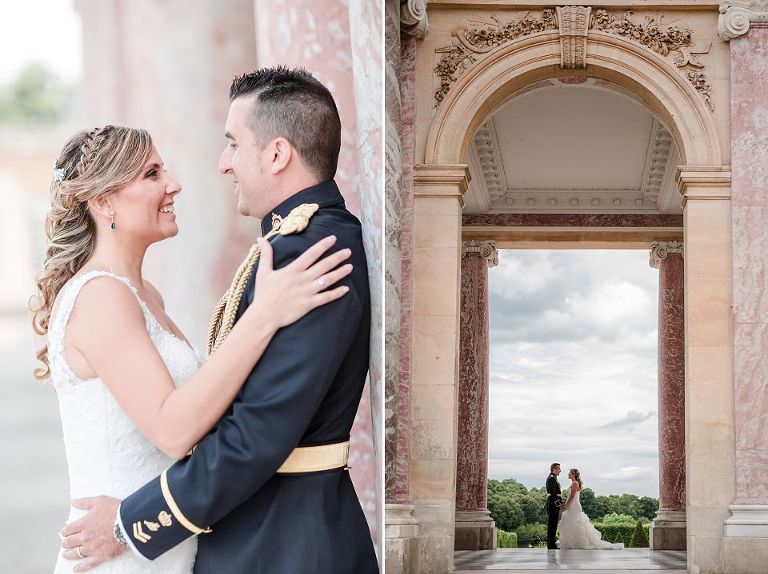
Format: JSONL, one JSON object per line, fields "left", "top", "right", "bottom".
{"left": 557, "top": 6, "right": 591, "bottom": 69}
{"left": 434, "top": 7, "right": 715, "bottom": 111}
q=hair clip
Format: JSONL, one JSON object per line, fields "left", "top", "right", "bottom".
{"left": 53, "top": 167, "right": 66, "bottom": 182}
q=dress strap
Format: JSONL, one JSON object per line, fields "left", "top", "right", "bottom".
{"left": 48, "top": 270, "right": 155, "bottom": 359}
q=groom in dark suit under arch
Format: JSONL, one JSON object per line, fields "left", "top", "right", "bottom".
{"left": 545, "top": 462, "right": 563, "bottom": 549}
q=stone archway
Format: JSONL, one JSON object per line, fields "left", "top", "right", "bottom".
{"left": 409, "top": 18, "right": 732, "bottom": 574}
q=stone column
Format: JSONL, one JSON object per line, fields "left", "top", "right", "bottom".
{"left": 677, "top": 167, "right": 735, "bottom": 573}
{"left": 455, "top": 241, "right": 497, "bottom": 551}
{"left": 385, "top": 2, "right": 426, "bottom": 573}
{"left": 649, "top": 241, "right": 686, "bottom": 551}
{"left": 411, "top": 164, "right": 468, "bottom": 574}
{"left": 719, "top": 6, "right": 768, "bottom": 571}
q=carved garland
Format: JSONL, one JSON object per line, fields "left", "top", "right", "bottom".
{"left": 434, "top": 8, "right": 714, "bottom": 111}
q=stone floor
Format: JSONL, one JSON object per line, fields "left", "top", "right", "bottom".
{"left": 455, "top": 549, "right": 687, "bottom": 573}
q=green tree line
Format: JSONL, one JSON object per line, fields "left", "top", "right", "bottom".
{"left": 488, "top": 478, "right": 658, "bottom": 533}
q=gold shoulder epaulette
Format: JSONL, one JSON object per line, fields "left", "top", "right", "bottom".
{"left": 206, "top": 203, "right": 319, "bottom": 355}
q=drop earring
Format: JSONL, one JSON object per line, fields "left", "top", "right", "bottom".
{"left": 110, "top": 212, "right": 116, "bottom": 230}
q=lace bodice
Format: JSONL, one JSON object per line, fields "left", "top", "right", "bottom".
{"left": 558, "top": 488, "right": 624, "bottom": 550}
{"left": 50, "top": 271, "right": 198, "bottom": 573}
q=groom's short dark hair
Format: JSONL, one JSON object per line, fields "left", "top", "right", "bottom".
{"left": 229, "top": 67, "right": 341, "bottom": 181}
{"left": 550, "top": 462, "right": 560, "bottom": 472}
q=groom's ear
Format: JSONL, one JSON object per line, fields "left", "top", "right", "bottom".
{"left": 268, "top": 137, "right": 293, "bottom": 175}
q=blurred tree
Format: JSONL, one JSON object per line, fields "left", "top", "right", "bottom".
{"left": 488, "top": 493, "right": 526, "bottom": 531}
{"left": 579, "top": 487, "right": 598, "bottom": 519}
{"left": 0, "top": 63, "right": 72, "bottom": 124}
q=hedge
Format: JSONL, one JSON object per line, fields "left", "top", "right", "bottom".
{"left": 592, "top": 523, "right": 650, "bottom": 547}
{"left": 497, "top": 530, "right": 518, "bottom": 548}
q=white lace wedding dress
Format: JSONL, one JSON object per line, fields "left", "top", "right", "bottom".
{"left": 50, "top": 271, "right": 198, "bottom": 573}
{"left": 558, "top": 488, "right": 624, "bottom": 550}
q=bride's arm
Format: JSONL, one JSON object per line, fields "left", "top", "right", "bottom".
{"left": 67, "top": 236, "right": 351, "bottom": 459}
{"left": 561, "top": 483, "right": 579, "bottom": 509}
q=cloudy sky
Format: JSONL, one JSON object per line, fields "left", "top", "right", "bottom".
{"left": 487, "top": 250, "right": 660, "bottom": 498}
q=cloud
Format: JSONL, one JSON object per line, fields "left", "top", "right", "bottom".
{"left": 600, "top": 410, "right": 656, "bottom": 431}
{"left": 487, "top": 250, "right": 661, "bottom": 498}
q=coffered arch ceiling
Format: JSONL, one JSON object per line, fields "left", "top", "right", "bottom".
{"left": 464, "top": 78, "right": 682, "bottom": 214}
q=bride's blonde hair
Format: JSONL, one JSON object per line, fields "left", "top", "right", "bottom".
{"left": 570, "top": 468, "right": 583, "bottom": 488}
{"left": 30, "top": 126, "right": 153, "bottom": 380}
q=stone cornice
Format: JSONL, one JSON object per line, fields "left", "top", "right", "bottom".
{"left": 650, "top": 240, "right": 684, "bottom": 268}
{"left": 462, "top": 240, "right": 499, "bottom": 267}
{"left": 414, "top": 164, "right": 471, "bottom": 200}
{"left": 401, "top": 0, "right": 429, "bottom": 38}
{"left": 718, "top": 1, "right": 768, "bottom": 40}
{"left": 676, "top": 166, "right": 732, "bottom": 202}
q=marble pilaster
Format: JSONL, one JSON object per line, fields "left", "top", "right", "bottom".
{"left": 411, "top": 163, "right": 468, "bottom": 573}
{"left": 455, "top": 240, "right": 497, "bottom": 551}
{"left": 649, "top": 241, "right": 687, "bottom": 551}
{"left": 722, "top": 14, "right": 768, "bottom": 559}
{"left": 385, "top": 2, "right": 422, "bottom": 572}
{"left": 678, "top": 166, "right": 735, "bottom": 574}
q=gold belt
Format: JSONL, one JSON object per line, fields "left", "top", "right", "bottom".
{"left": 276, "top": 440, "right": 350, "bottom": 474}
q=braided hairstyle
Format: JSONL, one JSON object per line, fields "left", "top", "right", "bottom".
{"left": 30, "top": 126, "right": 153, "bottom": 379}
{"left": 569, "top": 468, "right": 583, "bottom": 488}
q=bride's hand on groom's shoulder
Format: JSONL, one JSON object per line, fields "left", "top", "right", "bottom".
{"left": 249, "top": 235, "right": 353, "bottom": 330}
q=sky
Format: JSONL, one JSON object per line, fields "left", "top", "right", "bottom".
{"left": 0, "top": 1, "right": 82, "bottom": 83}
{"left": 487, "top": 249, "right": 660, "bottom": 498}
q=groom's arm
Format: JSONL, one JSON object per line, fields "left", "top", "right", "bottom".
{"left": 118, "top": 232, "right": 363, "bottom": 560}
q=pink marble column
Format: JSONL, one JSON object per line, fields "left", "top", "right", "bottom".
{"left": 455, "top": 240, "right": 497, "bottom": 551}
{"left": 723, "top": 19, "right": 768, "bottom": 546}
{"left": 649, "top": 241, "right": 687, "bottom": 550}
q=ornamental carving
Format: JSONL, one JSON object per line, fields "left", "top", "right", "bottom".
{"left": 434, "top": 11, "right": 558, "bottom": 105}
{"left": 590, "top": 10, "right": 713, "bottom": 110}
{"left": 718, "top": 1, "right": 768, "bottom": 40}
{"left": 557, "top": 6, "right": 591, "bottom": 69}
{"left": 433, "top": 7, "right": 714, "bottom": 111}
{"left": 650, "top": 241, "right": 684, "bottom": 268}
{"left": 462, "top": 240, "right": 499, "bottom": 268}
{"left": 401, "top": 0, "right": 428, "bottom": 39}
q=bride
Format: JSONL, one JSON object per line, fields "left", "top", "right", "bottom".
{"left": 31, "top": 126, "right": 352, "bottom": 573}
{"left": 558, "top": 468, "right": 624, "bottom": 550}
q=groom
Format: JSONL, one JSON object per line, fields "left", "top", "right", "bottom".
{"left": 60, "top": 67, "right": 378, "bottom": 573}
{"left": 545, "top": 462, "right": 562, "bottom": 549}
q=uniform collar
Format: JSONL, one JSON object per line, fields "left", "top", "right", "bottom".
{"left": 260, "top": 180, "right": 344, "bottom": 236}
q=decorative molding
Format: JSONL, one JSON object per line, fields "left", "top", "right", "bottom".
{"left": 434, "top": 8, "right": 714, "bottom": 111}
{"left": 650, "top": 240, "right": 684, "bottom": 268}
{"left": 591, "top": 9, "right": 714, "bottom": 111}
{"left": 640, "top": 119, "right": 675, "bottom": 206}
{"left": 433, "top": 11, "right": 558, "bottom": 105}
{"left": 718, "top": 1, "right": 768, "bottom": 40}
{"left": 724, "top": 505, "right": 768, "bottom": 537}
{"left": 463, "top": 212, "right": 683, "bottom": 227}
{"left": 462, "top": 240, "right": 499, "bottom": 267}
{"left": 472, "top": 119, "right": 508, "bottom": 201}
{"left": 590, "top": 9, "right": 690, "bottom": 56}
{"left": 401, "top": 0, "right": 428, "bottom": 39}
{"left": 557, "top": 6, "right": 591, "bottom": 69}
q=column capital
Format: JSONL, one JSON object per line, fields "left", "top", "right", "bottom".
{"left": 718, "top": 2, "right": 768, "bottom": 41}
{"left": 401, "top": 0, "right": 428, "bottom": 39}
{"left": 462, "top": 240, "right": 498, "bottom": 268}
{"left": 650, "top": 241, "right": 684, "bottom": 269}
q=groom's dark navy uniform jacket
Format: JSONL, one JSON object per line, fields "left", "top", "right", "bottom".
{"left": 119, "top": 181, "right": 378, "bottom": 573}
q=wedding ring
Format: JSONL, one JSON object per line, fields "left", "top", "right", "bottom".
{"left": 316, "top": 277, "right": 326, "bottom": 288}
{"left": 76, "top": 547, "right": 85, "bottom": 559}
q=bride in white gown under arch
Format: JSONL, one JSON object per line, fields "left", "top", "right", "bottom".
{"left": 558, "top": 468, "right": 624, "bottom": 550}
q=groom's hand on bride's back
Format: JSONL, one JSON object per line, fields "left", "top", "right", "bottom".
{"left": 60, "top": 496, "right": 127, "bottom": 572}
